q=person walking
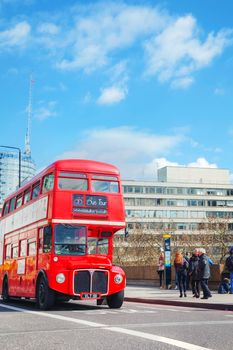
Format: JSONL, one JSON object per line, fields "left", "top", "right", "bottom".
{"left": 225, "top": 247, "right": 233, "bottom": 294}
{"left": 189, "top": 248, "right": 200, "bottom": 298}
{"left": 198, "top": 248, "right": 212, "bottom": 299}
{"left": 157, "top": 250, "right": 165, "bottom": 288}
{"left": 184, "top": 251, "right": 191, "bottom": 290}
{"left": 174, "top": 251, "right": 189, "bottom": 297}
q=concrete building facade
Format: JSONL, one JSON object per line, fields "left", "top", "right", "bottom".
{"left": 122, "top": 166, "right": 233, "bottom": 234}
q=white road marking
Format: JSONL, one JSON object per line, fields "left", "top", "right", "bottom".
{"left": 78, "top": 308, "right": 157, "bottom": 315}
{"left": 133, "top": 304, "right": 191, "bottom": 312}
{"left": 0, "top": 303, "right": 213, "bottom": 350}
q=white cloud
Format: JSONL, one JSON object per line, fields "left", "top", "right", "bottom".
{"left": 56, "top": 3, "right": 167, "bottom": 72}
{"left": 144, "top": 15, "right": 233, "bottom": 87}
{"left": 171, "top": 77, "right": 194, "bottom": 89}
{"left": 34, "top": 101, "right": 57, "bottom": 121}
{"left": 57, "top": 127, "right": 184, "bottom": 179}
{"left": 0, "top": 21, "right": 30, "bottom": 49}
{"left": 97, "top": 86, "right": 127, "bottom": 105}
{"left": 187, "top": 157, "right": 217, "bottom": 168}
{"left": 143, "top": 158, "right": 180, "bottom": 179}
{"left": 97, "top": 60, "right": 129, "bottom": 105}
{"left": 37, "top": 23, "right": 60, "bottom": 35}
{"left": 144, "top": 157, "right": 218, "bottom": 179}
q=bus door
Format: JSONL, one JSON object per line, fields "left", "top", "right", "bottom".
{"left": 17, "top": 232, "right": 37, "bottom": 296}
{"left": 37, "top": 226, "right": 52, "bottom": 273}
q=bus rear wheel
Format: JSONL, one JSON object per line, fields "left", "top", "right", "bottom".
{"left": 2, "top": 278, "right": 10, "bottom": 303}
{"left": 107, "top": 290, "right": 124, "bottom": 309}
{"left": 36, "top": 276, "right": 55, "bottom": 310}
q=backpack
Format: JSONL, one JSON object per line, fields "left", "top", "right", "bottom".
{"left": 226, "top": 256, "right": 233, "bottom": 272}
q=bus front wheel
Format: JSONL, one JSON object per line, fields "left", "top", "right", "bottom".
{"left": 2, "top": 278, "right": 10, "bottom": 303}
{"left": 36, "top": 276, "right": 55, "bottom": 310}
{"left": 107, "top": 290, "right": 124, "bottom": 309}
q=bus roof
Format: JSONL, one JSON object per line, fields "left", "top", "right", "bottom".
{"left": 2, "top": 159, "right": 120, "bottom": 203}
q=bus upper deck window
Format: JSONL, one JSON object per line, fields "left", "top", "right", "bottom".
{"left": 9, "top": 197, "right": 16, "bottom": 213}
{"left": 58, "top": 172, "right": 88, "bottom": 191}
{"left": 32, "top": 182, "right": 40, "bottom": 199}
{"left": 42, "top": 173, "right": 54, "bottom": 193}
{"left": 16, "top": 194, "right": 23, "bottom": 209}
{"left": 91, "top": 175, "right": 119, "bottom": 193}
{"left": 3, "top": 201, "right": 10, "bottom": 216}
{"left": 92, "top": 180, "right": 119, "bottom": 193}
{"left": 24, "top": 189, "right": 31, "bottom": 204}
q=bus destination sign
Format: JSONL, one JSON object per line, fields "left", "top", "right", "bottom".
{"left": 72, "top": 194, "right": 108, "bottom": 215}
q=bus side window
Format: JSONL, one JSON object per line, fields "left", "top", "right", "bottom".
{"left": 24, "top": 188, "right": 31, "bottom": 204}
{"left": 5, "top": 244, "right": 11, "bottom": 259}
{"left": 12, "top": 244, "right": 19, "bottom": 258}
{"left": 42, "top": 173, "right": 54, "bottom": 193}
{"left": 9, "top": 197, "right": 16, "bottom": 213}
{"left": 20, "top": 239, "right": 27, "bottom": 257}
{"left": 28, "top": 241, "right": 36, "bottom": 256}
{"left": 3, "top": 201, "right": 10, "bottom": 216}
{"left": 16, "top": 194, "right": 23, "bottom": 209}
{"left": 32, "top": 181, "right": 41, "bottom": 199}
{"left": 43, "top": 226, "right": 52, "bottom": 253}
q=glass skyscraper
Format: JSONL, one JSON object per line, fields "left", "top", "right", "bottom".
{"left": 0, "top": 150, "right": 36, "bottom": 207}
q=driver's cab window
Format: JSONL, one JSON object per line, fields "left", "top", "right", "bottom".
{"left": 88, "top": 238, "right": 108, "bottom": 255}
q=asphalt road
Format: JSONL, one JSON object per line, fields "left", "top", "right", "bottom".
{"left": 0, "top": 299, "right": 233, "bottom": 350}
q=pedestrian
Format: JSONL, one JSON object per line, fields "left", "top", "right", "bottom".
{"left": 174, "top": 251, "right": 189, "bottom": 297}
{"left": 184, "top": 251, "right": 191, "bottom": 290}
{"left": 198, "top": 248, "right": 212, "bottom": 299}
{"left": 218, "top": 278, "right": 230, "bottom": 294}
{"left": 157, "top": 249, "right": 165, "bottom": 288}
{"left": 225, "top": 247, "right": 233, "bottom": 294}
{"left": 188, "top": 248, "right": 200, "bottom": 298}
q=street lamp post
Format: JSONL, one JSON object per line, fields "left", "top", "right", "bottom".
{"left": 0, "top": 145, "right": 21, "bottom": 188}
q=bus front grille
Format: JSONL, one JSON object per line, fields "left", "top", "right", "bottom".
{"left": 74, "top": 270, "right": 108, "bottom": 294}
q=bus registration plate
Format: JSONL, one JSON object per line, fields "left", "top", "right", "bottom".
{"left": 81, "top": 293, "right": 100, "bottom": 299}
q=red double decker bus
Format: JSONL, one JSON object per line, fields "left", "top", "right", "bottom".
{"left": 0, "top": 159, "right": 126, "bottom": 310}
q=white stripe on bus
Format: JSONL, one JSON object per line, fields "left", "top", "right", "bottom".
{"left": 2, "top": 220, "right": 49, "bottom": 238}
{"left": 52, "top": 219, "right": 125, "bottom": 226}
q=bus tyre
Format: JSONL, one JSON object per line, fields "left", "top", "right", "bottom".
{"left": 2, "top": 278, "right": 10, "bottom": 303}
{"left": 36, "top": 276, "right": 55, "bottom": 310}
{"left": 107, "top": 290, "right": 124, "bottom": 309}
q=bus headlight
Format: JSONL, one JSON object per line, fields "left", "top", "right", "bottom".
{"left": 56, "top": 273, "right": 66, "bottom": 284}
{"left": 114, "top": 274, "right": 123, "bottom": 284}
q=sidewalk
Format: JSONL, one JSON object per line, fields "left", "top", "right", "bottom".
{"left": 124, "top": 281, "right": 233, "bottom": 311}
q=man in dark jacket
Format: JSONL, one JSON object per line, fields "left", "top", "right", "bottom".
{"left": 189, "top": 249, "right": 200, "bottom": 298}
{"left": 225, "top": 247, "right": 233, "bottom": 294}
{"left": 198, "top": 248, "right": 212, "bottom": 299}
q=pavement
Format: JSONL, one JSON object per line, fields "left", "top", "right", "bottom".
{"left": 124, "top": 281, "right": 233, "bottom": 311}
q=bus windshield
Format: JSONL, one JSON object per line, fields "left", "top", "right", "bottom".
{"left": 54, "top": 224, "right": 87, "bottom": 256}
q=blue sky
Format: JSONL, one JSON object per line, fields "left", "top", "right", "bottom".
{"left": 1, "top": 0, "right": 233, "bottom": 180}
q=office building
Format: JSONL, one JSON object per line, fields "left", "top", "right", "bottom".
{"left": 122, "top": 166, "right": 233, "bottom": 234}
{"left": 0, "top": 149, "right": 36, "bottom": 207}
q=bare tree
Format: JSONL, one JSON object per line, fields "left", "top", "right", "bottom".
{"left": 113, "top": 224, "right": 164, "bottom": 266}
